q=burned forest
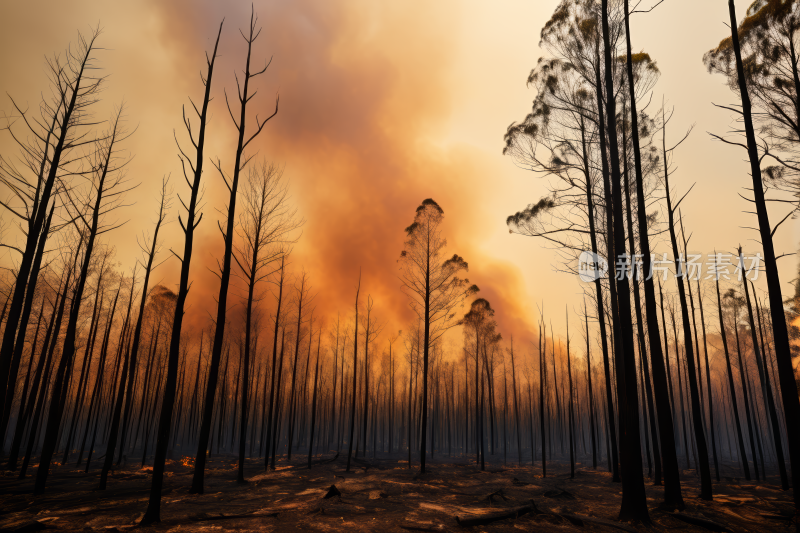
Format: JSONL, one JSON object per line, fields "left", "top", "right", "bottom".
{"left": 3, "top": 1, "right": 800, "bottom": 532}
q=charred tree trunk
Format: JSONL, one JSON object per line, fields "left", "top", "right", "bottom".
{"left": 265, "top": 257, "right": 285, "bottom": 468}
{"left": 600, "top": 0, "right": 649, "bottom": 518}
{"left": 0, "top": 206, "right": 54, "bottom": 442}
{"left": 715, "top": 275, "right": 751, "bottom": 480}
{"left": 141, "top": 24, "right": 222, "bottom": 525}
{"left": 696, "top": 279, "right": 720, "bottom": 482}
{"left": 346, "top": 274, "right": 361, "bottom": 472}
{"left": 308, "top": 328, "right": 321, "bottom": 468}
{"left": 726, "top": 0, "right": 800, "bottom": 514}
{"left": 35, "top": 109, "right": 126, "bottom": 495}
{"left": 0, "top": 33, "right": 101, "bottom": 419}
{"left": 592, "top": 41, "right": 620, "bottom": 483}
{"left": 191, "top": 11, "right": 276, "bottom": 494}
{"left": 662, "top": 122, "right": 712, "bottom": 500}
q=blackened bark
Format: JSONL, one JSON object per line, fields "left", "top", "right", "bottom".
{"left": 346, "top": 273, "right": 361, "bottom": 472}
{"left": 600, "top": 0, "right": 649, "bottom": 518}
{"left": 140, "top": 24, "right": 223, "bottom": 525}
{"left": 726, "top": 0, "right": 800, "bottom": 513}
{"left": 715, "top": 275, "right": 751, "bottom": 480}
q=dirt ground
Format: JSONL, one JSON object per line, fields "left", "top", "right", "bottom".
{"left": 0, "top": 452, "right": 795, "bottom": 532}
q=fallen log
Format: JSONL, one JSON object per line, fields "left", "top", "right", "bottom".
{"left": 189, "top": 511, "right": 279, "bottom": 522}
{"left": 455, "top": 499, "right": 539, "bottom": 527}
{"left": 670, "top": 513, "right": 730, "bottom": 532}
{"left": 543, "top": 489, "right": 576, "bottom": 500}
{"left": 559, "top": 514, "right": 638, "bottom": 533}
{"left": 399, "top": 524, "right": 443, "bottom": 532}
{"left": 0, "top": 519, "right": 48, "bottom": 533}
{"left": 309, "top": 452, "right": 339, "bottom": 467}
{"left": 761, "top": 513, "right": 793, "bottom": 521}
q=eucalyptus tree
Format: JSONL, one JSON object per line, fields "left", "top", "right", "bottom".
{"left": 706, "top": 0, "right": 800, "bottom": 156}
{"left": 620, "top": 0, "right": 685, "bottom": 505}
{"left": 705, "top": 1, "right": 800, "bottom": 515}
{"left": 503, "top": 0, "right": 624, "bottom": 483}
{"left": 600, "top": 0, "right": 650, "bottom": 519}
{"left": 460, "top": 298, "right": 500, "bottom": 471}
{"left": 399, "top": 199, "right": 477, "bottom": 473}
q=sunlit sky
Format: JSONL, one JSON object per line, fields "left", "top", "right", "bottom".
{"left": 1, "top": 0, "right": 797, "bottom": 349}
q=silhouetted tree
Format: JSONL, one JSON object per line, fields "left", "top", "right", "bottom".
{"left": 191, "top": 8, "right": 278, "bottom": 494}
{"left": 399, "top": 199, "right": 477, "bottom": 473}
{"left": 100, "top": 178, "right": 170, "bottom": 489}
{"left": 140, "top": 22, "right": 223, "bottom": 525}
{"left": 705, "top": 1, "right": 800, "bottom": 515}
{"left": 35, "top": 106, "right": 133, "bottom": 495}
{"left": 0, "top": 29, "right": 104, "bottom": 433}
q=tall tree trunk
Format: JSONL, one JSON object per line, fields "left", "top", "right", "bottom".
{"left": 621, "top": 109, "right": 662, "bottom": 487}
{"left": 265, "top": 258, "right": 285, "bottom": 468}
{"left": 662, "top": 122, "right": 712, "bottom": 500}
{"left": 539, "top": 322, "right": 546, "bottom": 477}
{"left": 141, "top": 24, "right": 222, "bottom": 524}
{"left": 715, "top": 275, "right": 751, "bottom": 480}
{"left": 600, "top": 0, "right": 648, "bottom": 518}
{"left": 35, "top": 110, "right": 124, "bottom": 495}
{"left": 19, "top": 253, "right": 77, "bottom": 479}
{"left": 0, "top": 34, "right": 100, "bottom": 417}
{"left": 286, "top": 281, "right": 308, "bottom": 460}
{"left": 346, "top": 274, "right": 361, "bottom": 471}
{"left": 733, "top": 303, "right": 761, "bottom": 479}
{"left": 567, "top": 310, "right": 575, "bottom": 479}
{"left": 0, "top": 206, "right": 55, "bottom": 442}
{"left": 592, "top": 42, "right": 621, "bottom": 483}
{"left": 191, "top": 11, "right": 276, "bottom": 493}
{"left": 584, "top": 301, "right": 598, "bottom": 469}
{"left": 622, "top": 0, "right": 685, "bottom": 507}
{"left": 308, "top": 328, "right": 321, "bottom": 468}
{"left": 696, "top": 279, "right": 720, "bottom": 482}
{"left": 726, "top": 0, "right": 800, "bottom": 516}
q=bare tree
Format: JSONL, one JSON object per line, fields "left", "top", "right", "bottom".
{"left": 705, "top": 1, "right": 800, "bottom": 517}
{"left": 191, "top": 7, "right": 278, "bottom": 494}
{"left": 0, "top": 28, "right": 105, "bottom": 431}
{"left": 100, "top": 177, "right": 170, "bottom": 489}
{"left": 35, "top": 106, "right": 133, "bottom": 495}
{"left": 140, "top": 22, "right": 223, "bottom": 525}
{"left": 230, "top": 162, "right": 301, "bottom": 481}
{"left": 346, "top": 271, "right": 361, "bottom": 472}
{"left": 360, "top": 295, "right": 383, "bottom": 455}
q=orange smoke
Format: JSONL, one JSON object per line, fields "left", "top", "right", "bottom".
{"left": 139, "top": 0, "right": 539, "bottom": 350}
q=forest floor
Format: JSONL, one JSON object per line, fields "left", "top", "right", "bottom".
{"left": 0, "top": 452, "right": 794, "bottom": 532}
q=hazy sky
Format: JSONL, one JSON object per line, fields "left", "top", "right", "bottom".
{"left": 1, "top": 0, "right": 797, "bottom": 346}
